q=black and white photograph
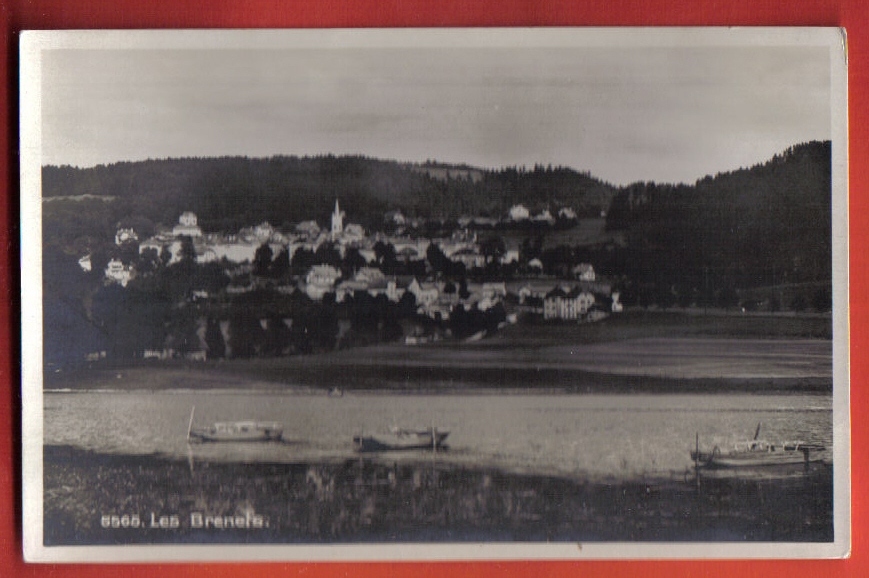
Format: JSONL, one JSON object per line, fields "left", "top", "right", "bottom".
{"left": 20, "top": 28, "right": 849, "bottom": 561}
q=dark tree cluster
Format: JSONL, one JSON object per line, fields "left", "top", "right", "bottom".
{"left": 605, "top": 141, "right": 832, "bottom": 310}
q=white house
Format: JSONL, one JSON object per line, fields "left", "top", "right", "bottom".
{"left": 78, "top": 254, "right": 92, "bottom": 272}
{"left": 172, "top": 212, "right": 203, "bottom": 237}
{"left": 500, "top": 249, "right": 520, "bottom": 265}
{"left": 508, "top": 204, "right": 531, "bottom": 221}
{"left": 407, "top": 278, "right": 440, "bottom": 307}
{"left": 104, "top": 258, "right": 133, "bottom": 287}
{"left": 305, "top": 264, "right": 342, "bottom": 300}
{"left": 611, "top": 291, "right": 624, "bottom": 313}
{"left": 295, "top": 220, "right": 321, "bottom": 238}
{"left": 532, "top": 209, "right": 556, "bottom": 225}
{"left": 543, "top": 286, "right": 595, "bottom": 321}
{"left": 115, "top": 227, "right": 138, "bottom": 246}
{"left": 450, "top": 248, "right": 486, "bottom": 270}
{"left": 527, "top": 258, "right": 544, "bottom": 272}
{"left": 558, "top": 207, "right": 577, "bottom": 220}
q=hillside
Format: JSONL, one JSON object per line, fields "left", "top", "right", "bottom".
{"left": 42, "top": 156, "right": 617, "bottom": 238}
{"left": 605, "top": 140, "right": 831, "bottom": 306}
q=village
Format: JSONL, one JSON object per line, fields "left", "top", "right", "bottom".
{"left": 73, "top": 200, "right": 623, "bottom": 362}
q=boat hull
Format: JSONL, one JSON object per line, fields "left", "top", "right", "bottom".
{"left": 353, "top": 429, "right": 449, "bottom": 452}
{"left": 691, "top": 442, "right": 825, "bottom": 469}
{"left": 189, "top": 421, "right": 283, "bottom": 443}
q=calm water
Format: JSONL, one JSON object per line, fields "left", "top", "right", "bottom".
{"left": 44, "top": 391, "right": 832, "bottom": 480}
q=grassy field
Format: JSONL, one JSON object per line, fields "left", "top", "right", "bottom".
{"left": 45, "top": 311, "right": 833, "bottom": 393}
{"left": 44, "top": 445, "right": 833, "bottom": 544}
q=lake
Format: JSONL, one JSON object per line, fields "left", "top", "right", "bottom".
{"left": 44, "top": 390, "right": 832, "bottom": 481}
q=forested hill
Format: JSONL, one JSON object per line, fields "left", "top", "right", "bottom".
{"left": 605, "top": 140, "right": 832, "bottom": 297}
{"left": 41, "top": 156, "right": 617, "bottom": 233}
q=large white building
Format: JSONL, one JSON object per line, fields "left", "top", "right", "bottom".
{"left": 173, "top": 211, "right": 203, "bottom": 237}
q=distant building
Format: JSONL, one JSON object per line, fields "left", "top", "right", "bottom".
{"left": 451, "top": 248, "right": 486, "bottom": 270}
{"left": 532, "top": 209, "right": 555, "bottom": 225}
{"left": 558, "top": 207, "right": 577, "bottom": 220}
{"left": 104, "top": 258, "right": 133, "bottom": 287}
{"left": 305, "top": 264, "right": 342, "bottom": 300}
{"left": 172, "top": 212, "right": 202, "bottom": 237}
{"left": 115, "top": 227, "right": 138, "bottom": 246}
{"left": 355, "top": 267, "right": 386, "bottom": 285}
{"left": 508, "top": 204, "right": 531, "bottom": 221}
{"left": 543, "top": 286, "right": 595, "bottom": 321}
{"left": 408, "top": 278, "right": 439, "bottom": 307}
{"left": 527, "top": 258, "right": 544, "bottom": 272}
{"left": 500, "top": 249, "right": 520, "bottom": 265}
{"left": 481, "top": 282, "right": 507, "bottom": 300}
{"left": 331, "top": 199, "right": 344, "bottom": 239}
{"left": 385, "top": 210, "right": 406, "bottom": 226}
{"left": 295, "top": 220, "right": 321, "bottom": 238}
{"left": 572, "top": 263, "right": 596, "bottom": 281}
{"left": 78, "top": 254, "right": 92, "bottom": 272}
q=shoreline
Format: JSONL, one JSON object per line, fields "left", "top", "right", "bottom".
{"left": 44, "top": 364, "right": 832, "bottom": 394}
{"left": 43, "top": 445, "right": 834, "bottom": 545}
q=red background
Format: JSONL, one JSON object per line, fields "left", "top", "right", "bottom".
{"left": 1, "top": 1, "right": 865, "bottom": 576}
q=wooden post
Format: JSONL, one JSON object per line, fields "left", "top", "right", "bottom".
{"left": 186, "top": 406, "right": 196, "bottom": 442}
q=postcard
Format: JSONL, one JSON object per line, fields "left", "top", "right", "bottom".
{"left": 20, "top": 27, "right": 849, "bottom": 561}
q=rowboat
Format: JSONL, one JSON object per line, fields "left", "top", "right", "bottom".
{"left": 353, "top": 427, "right": 449, "bottom": 452}
{"left": 186, "top": 407, "right": 283, "bottom": 442}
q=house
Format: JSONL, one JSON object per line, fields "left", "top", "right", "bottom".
{"left": 385, "top": 210, "right": 406, "bottom": 226}
{"left": 407, "top": 278, "right": 439, "bottom": 307}
{"left": 572, "top": 263, "right": 596, "bottom": 281}
{"left": 481, "top": 282, "right": 507, "bottom": 300}
{"left": 337, "top": 277, "right": 404, "bottom": 303}
{"left": 172, "top": 212, "right": 203, "bottom": 237}
{"left": 543, "top": 286, "right": 595, "bottom": 321}
{"left": 115, "top": 227, "right": 138, "bottom": 246}
{"left": 342, "top": 223, "right": 365, "bottom": 242}
{"left": 104, "top": 258, "right": 133, "bottom": 287}
{"left": 295, "top": 220, "right": 321, "bottom": 238}
{"left": 451, "top": 248, "right": 486, "bottom": 270}
{"left": 500, "top": 249, "right": 520, "bottom": 265}
{"left": 517, "top": 281, "right": 558, "bottom": 304}
{"left": 305, "top": 264, "right": 342, "bottom": 300}
{"left": 611, "top": 291, "right": 624, "bottom": 313}
{"left": 527, "top": 258, "right": 544, "bottom": 273}
{"left": 237, "top": 221, "right": 276, "bottom": 243}
{"left": 508, "top": 204, "right": 531, "bottom": 221}
{"left": 396, "top": 246, "right": 421, "bottom": 262}
{"left": 355, "top": 267, "right": 386, "bottom": 285}
{"left": 78, "top": 254, "right": 92, "bottom": 272}
{"left": 208, "top": 239, "right": 259, "bottom": 263}
{"left": 558, "top": 207, "right": 577, "bottom": 220}
{"left": 532, "top": 209, "right": 555, "bottom": 225}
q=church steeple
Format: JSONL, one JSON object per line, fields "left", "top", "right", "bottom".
{"left": 331, "top": 199, "right": 344, "bottom": 238}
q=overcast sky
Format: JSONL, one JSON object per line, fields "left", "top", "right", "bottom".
{"left": 40, "top": 38, "right": 832, "bottom": 186}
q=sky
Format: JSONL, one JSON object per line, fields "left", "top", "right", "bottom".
{"left": 39, "top": 37, "right": 833, "bottom": 186}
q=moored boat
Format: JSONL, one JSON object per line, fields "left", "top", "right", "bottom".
{"left": 186, "top": 407, "right": 283, "bottom": 442}
{"left": 353, "top": 427, "right": 449, "bottom": 452}
{"left": 189, "top": 420, "right": 284, "bottom": 442}
{"left": 691, "top": 440, "right": 826, "bottom": 469}
{"left": 691, "top": 424, "right": 825, "bottom": 470}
